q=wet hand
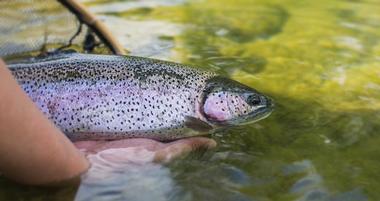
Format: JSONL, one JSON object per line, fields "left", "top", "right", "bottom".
{"left": 74, "top": 138, "right": 217, "bottom": 200}
{"left": 74, "top": 137, "right": 217, "bottom": 164}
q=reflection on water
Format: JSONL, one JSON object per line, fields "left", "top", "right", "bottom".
{"left": 1, "top": 0, "right": 380, "bottom": 200}
{"left": 285, "top": 160, "right": 367, "bottom": 201}
{"left": 76, "top": 162, "right": 181, "bottom": 201}
{"left": 96, "top": 15, "right": 183, "bottom": 59}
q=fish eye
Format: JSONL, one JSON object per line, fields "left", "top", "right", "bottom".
{"left": 246, "top": 94, "right": 261, "bottom": 106}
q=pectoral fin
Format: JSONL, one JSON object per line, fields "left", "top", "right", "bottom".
{"left": 184, "top": 116, "right": 213, "bottom": 132}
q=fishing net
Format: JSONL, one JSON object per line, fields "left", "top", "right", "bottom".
{"left": 0, "top": 0, "right": 125, "bottom": 60}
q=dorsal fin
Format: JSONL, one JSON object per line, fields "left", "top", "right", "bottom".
{"left": 7, "top": 49, "right": 78, "bottom": 66}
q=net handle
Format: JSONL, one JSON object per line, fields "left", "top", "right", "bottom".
{"left": 57, "top": 0, "right": 126, "bottom": 55}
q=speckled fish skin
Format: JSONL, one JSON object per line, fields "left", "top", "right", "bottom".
{"left": 8, "top": 52, "right": 272, "bottom": 141}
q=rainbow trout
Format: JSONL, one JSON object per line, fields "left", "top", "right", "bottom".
{"left": 8, "top": 52, "right": 273, "bottom": 141}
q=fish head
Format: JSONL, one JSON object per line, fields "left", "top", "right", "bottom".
{"left": 201, "top": 76, "right": 273, "bottom": 126}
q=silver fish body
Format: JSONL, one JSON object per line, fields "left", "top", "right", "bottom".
{"left": 9, "top": 53, "right": 272, "bottom": 141}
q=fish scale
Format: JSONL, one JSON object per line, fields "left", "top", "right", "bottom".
{"left": 9, "top": 53, "right": 215, "bottom": 141}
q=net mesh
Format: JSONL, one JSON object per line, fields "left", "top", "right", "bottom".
{"left": 0, "top": 0, "right": 113, "bottom": 60}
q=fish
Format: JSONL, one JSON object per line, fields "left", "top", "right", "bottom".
{"left": 8, "top": 52, "right": 273, "bottom": 141}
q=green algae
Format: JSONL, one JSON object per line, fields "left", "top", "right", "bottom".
{"left": 110, "top": 0, "right": 380, "bottom": 200}
{"left": 113, "top": 0, "right": 380, "bottom": 110}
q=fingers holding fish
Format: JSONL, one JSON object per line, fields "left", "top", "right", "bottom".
{"left": 153, "top": 137, "right": 217, "bottom": 163}
{"left": 74, "top": 137, "right": 217, "bottom": 164}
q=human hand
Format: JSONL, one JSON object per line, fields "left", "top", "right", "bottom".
{"left": 74, "top": 137, "right": 217, "bottom": 164}
{"left": 74, "top": 138, "right": 216, "bottom": 201}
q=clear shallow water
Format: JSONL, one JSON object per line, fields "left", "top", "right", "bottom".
{"left": 1, "top": 0, "right": 380, "bottom": 200}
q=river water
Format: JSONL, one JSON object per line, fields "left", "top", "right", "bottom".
{"left": 1, "top": 0, "right": 380, "bottom": 200}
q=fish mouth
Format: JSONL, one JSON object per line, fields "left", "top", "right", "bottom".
{"left": 216, "top": 96, "right": 274, "bottom": 126}
{"left": 245, "top": 101, "right": 273, "bottom": 124}
{"left": 235, "top": 96, "right": 273, "bottom": 125}
{"left": 209, "top": 97, "right": 274, "bottom": 127}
